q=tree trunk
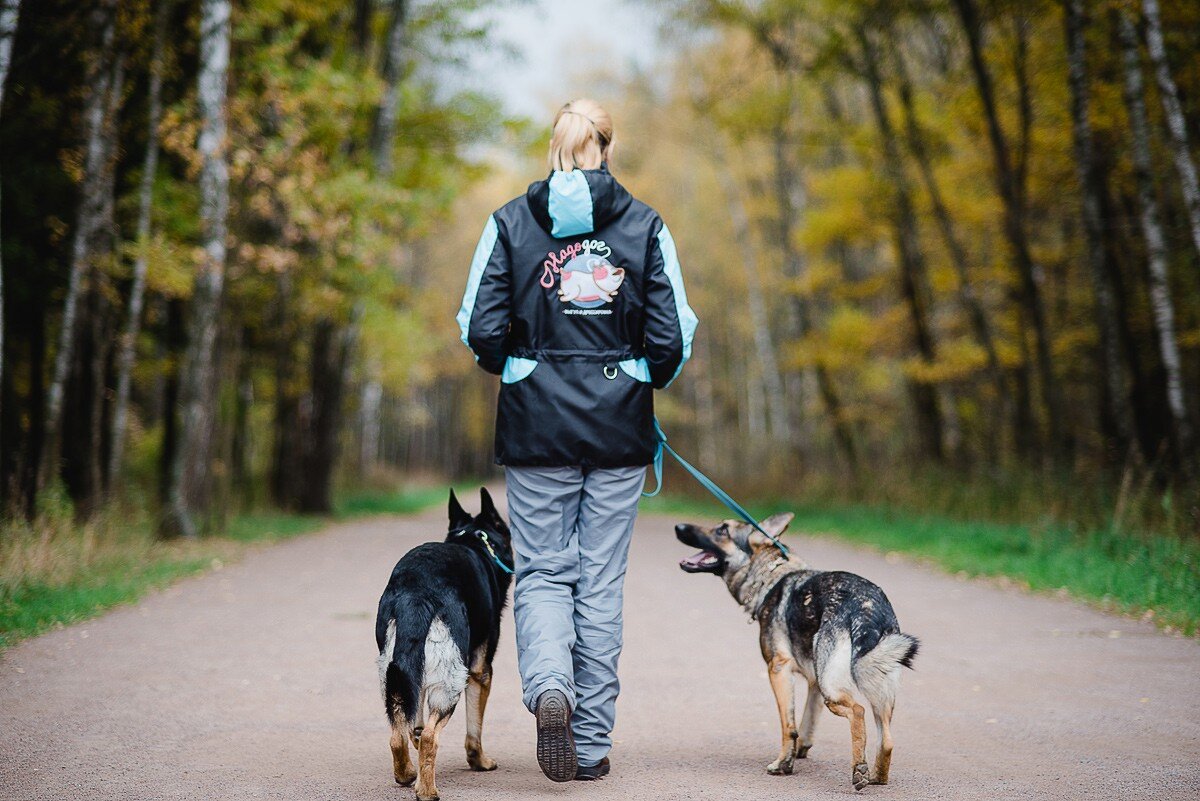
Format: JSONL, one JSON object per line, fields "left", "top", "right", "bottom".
{"left": 108, "top": 0, "right": 170, "bottom": 490}
{"left": 859, "top": 24, "right": 944, "bottom": 462}
{"left": 892, "top": 42, "right": 1006, "bottom": 408}
{"left": 0, "top": 0, "right": 21, "bottom": 434}
{"left": 1118, "top": 10, "right": 1193, "bottom": 463}
{"left": 1064, "top": 0, "right": 1135, "bottom": 455}
{"left": 713, "top": 150, "right": 790, "bottom": 442}
{"left": 1141, "top": 0, "right": 1200, "bottom": 260}
{"left": 301, "top": 317, "right": 357, "bottom": 513}
{"left": 371, "top": 0, "right": 408, "bottom": 177}
{"left": 951, "top": 0, "right": 1065, "bottom": 457}
{"left": 39, "top": 0, "right": 117, "bottom": 492}
{"left": 767, "top": 86, "right": 856, "bottom": 468}
{"left": 158, "top": 298, "right": 184, "bottom": 504}
{"left": 161, "top": 0, "right": 231, "bottom": 538}
{"left": 359, "top": 369, "right": 382, "bottom": 471}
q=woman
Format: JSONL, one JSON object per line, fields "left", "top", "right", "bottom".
{"left": 456, "top": 98, "right": 698, "bottom": 782}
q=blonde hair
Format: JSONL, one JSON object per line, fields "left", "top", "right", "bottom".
{"left": 548, "top": 99, "right": 614, "bottom": 172}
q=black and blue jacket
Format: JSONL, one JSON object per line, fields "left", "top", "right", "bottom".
{"left": 457, "top": 165, "right": 698, "bottom": 467}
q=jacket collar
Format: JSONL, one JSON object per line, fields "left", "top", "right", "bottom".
{"left": 526, "top": 164, "right": 632, "bottom": 239}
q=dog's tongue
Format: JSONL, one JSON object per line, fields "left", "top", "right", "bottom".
{"left": 680, "top": 551, "right": 719, "bottom": 570}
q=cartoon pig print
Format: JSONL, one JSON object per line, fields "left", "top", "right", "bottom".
{"left": 558, "top": 258, "right": 625, "bottom": 304}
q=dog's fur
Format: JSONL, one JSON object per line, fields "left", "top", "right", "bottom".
{"left": 676, "top": 514, "right": 918, "bottom": 791}
{"left": 375, "top": 488, "right": 513, "bottom": 800}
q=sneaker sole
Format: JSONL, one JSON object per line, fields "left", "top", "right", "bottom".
{"left": 536, "top": 693, "right": 577, "bottom": 782}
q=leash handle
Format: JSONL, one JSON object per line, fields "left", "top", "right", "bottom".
{"left": 641, "top": 418, "right": 789, "bottom": 558}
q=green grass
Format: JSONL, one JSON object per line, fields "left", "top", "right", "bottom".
{"left": 0, "top": 486, "right": 449, "bottom": 651}
{"left": 7, "top": 482, "right": 1195, "bottom": 653}
{"left": 641, "top": 494, "right": 1200, "bottom": 636}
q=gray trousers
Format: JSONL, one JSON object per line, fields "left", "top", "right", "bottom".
{"left": 505, "top": 465, "right": 645, "bottom": 766}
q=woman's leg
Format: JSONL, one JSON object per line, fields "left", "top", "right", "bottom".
{"left": 570, "top": 466, "right": 645, "bottom": 767}
{"left": 506, "top": 466, "right": 585, "bottom": 713}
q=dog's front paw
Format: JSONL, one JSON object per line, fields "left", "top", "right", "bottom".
{"left": 852, "top": 762, "right": 870, "bottom": 791}
{"left": 797, "top": 744, "right": 811, "bottom": 759}
{"left": 766, "top": 758, "right": 794, "bottom": 776}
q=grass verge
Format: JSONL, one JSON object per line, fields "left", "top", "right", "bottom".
{"left": 640, "top": 494, "right": 1200, "bottom": 636}
{"left": 0, "top": 486, "right": 451, "bottom": 651}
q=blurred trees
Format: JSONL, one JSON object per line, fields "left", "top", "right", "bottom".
{"left": 597, "top": 0, "right": 1197, "bottom": 525}
{"left": 0, "top": 0, "right": 510, "bottom": 528}
{"left": 1, "top": 0, "right": 1197, "bottom": 536}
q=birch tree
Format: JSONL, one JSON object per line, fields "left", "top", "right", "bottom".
{"left": 40, "top": 0, "right": 117, "bottom": 490}
{"left": 712, "top": 147, "right": 790, "bottom": 441}
{"left": 108, "top": 0, "right": 171, "bottom": 490}
{"left": 951, "top": 0, "right": 1065, "bottom": 456}
{"left": 1064, "top": 0, "right": 1134, "bottom": 450}
{"left": 0, "top": 0, "right": 21, "bottom": 427}
{"left": 1118, "top": 10, "right": 1192, "bottom": 462}
{"left": 162, "top": 0, "right": 231, "bottom": 538}
{"left": 1140, "top": 0, "right": 1200, "bottom": 261}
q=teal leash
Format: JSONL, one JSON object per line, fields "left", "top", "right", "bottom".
{"left": 643, "top": 418, "right": 790, "bottom": 558}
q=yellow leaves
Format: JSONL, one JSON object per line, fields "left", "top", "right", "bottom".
{"left": 801, "top": 165, "right": 882, "bottom": 250}
{"left": 134, "top": 233, "right": 195, "bottom": 299}
{"left": 905, "top": 340, "right": 989, "bottom": 384}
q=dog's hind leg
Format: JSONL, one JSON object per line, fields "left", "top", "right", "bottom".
{"left": 817, "top": 631, "right": 869, "bottom": 791}
{"left": 797, "top": 680, "right": 822, "bottom": 758}
{"left": 766, "top": 655, "right": 799, "bottom": 775}
{"left": 390, "top": 717, "right": 417, "bottom": 786}
{"left": 825, "top": 693, "right": 869, "bottom": 792}
{"left": 464, "top": 654, "right": 497, "bottom": 771}
{"left": 870, "top": 703, "right": 894, "bottom": 785}
{"left": 415, "top": 711, "right": 450, "bottom": 801}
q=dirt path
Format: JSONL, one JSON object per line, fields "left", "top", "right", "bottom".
{"left": 2, "top": 503, "right": 1199, "bottom": 801}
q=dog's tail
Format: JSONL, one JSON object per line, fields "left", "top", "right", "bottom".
{"left": 377, "top": 611, "right": 433, "bottom": 729}
{"left": 851, "top": 632, "right": 919, "bottom": 710}
{"left": 857, "top": 631, "right": 920, "bottom": 674}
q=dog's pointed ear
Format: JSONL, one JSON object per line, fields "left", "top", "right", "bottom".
{"left": 748, "top": 512, "right": 795, "bottom": 553}
{"left": 479, "top": 487, "right": 500, "bottom": 522}
{"left": 448, "top": 489, "right": 471, "bottom": 529}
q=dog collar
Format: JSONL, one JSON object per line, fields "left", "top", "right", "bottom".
{"left": 452, "top": 528, "right": 514, "bottom": 575}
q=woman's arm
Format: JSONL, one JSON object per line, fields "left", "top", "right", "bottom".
{"left": 643, "top": 221, "right": 699, "bottom": 389}
{"left": 456, "top": 215, "right": 512, "bottom": 375}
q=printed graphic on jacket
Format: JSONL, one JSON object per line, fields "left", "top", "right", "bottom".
{"left": 540, "top": 239, "right": 624, "bottom": 310}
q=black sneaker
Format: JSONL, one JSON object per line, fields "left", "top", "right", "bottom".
{"left": 575, "top": 757, "right": 610, "bottom": 781}
{"left": 535, "top": 689, "right": 577, "bottom": 782}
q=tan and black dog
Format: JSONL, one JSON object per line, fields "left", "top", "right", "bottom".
{"left": 376, "top": 489, "right": 513, "bottom": 801}
{"left": 675, "top": 514, "right": 918, "bottom": 791}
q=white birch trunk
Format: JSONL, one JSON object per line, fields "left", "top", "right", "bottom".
{"left": 108, "top": 0, "right": 171, "bottom": 488}
{"left": 162, "top": 0, "right": 231, "bottom": 538}
{"left": 713, "top": 154, "right": 791, "bottom": 442}
{"left": 1141, "top": 0, "right": 1200, "bottom": 261}
{"left": 0, "top": 0, "right": 21, "bottom": 425}
{"left": 372, "top": 0, "right": 408, "bottom": 177}
{"left": 1119, "top": 11, "right": 1192, "bottom": 457}
{"left": 1064, "top": 0, "right": 1134, "bottom": 447}
{"left": 41, "top": 0, "right": 117, "bottom": 488}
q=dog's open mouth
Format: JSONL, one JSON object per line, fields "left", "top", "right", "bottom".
{"left": 679, "top": 550, "right": 721, "bottom": 573}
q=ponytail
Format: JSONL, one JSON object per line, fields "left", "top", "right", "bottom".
{"left": 548, "top": 98, "right": 614, "bottom": 172}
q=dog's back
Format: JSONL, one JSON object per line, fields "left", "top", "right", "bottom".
{"left": 376, "top": 543, "right": 487, "bottom": 732}
{"left": 777, "top": 570, "right": 918, "bottom": 711}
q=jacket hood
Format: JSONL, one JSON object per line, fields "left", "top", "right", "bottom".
{"left": 526, "top": 164, "right": 633, "bottom": 239}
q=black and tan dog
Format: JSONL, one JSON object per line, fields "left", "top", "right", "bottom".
{"left": 375, "top": 489, "right": 513, "bottom": 801}
{"left": 676, "top": 514, "right": 918, "bottom": 791}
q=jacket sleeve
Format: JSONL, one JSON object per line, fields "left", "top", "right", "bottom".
{"left": 643, "top": 220, "right": 699, "bottom": 389}
{"left": 456, "top": 214, "right": 511, "bottom": 375}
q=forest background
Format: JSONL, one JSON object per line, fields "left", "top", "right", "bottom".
{"left": 1, "top": 0, "right": 1198, "bottom": 644}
